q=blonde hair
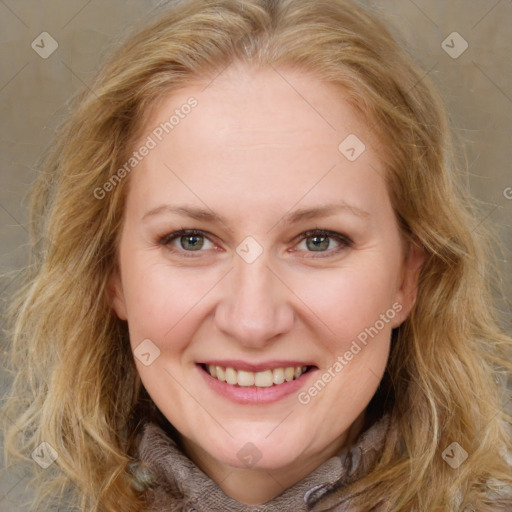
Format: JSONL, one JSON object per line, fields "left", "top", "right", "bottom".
{"left": 2, "top": 0, "right": 511, "bottom": 511}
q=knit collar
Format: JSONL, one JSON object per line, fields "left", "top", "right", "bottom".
{"left": 135, "top": 413, "right": 390, "bottom": 512}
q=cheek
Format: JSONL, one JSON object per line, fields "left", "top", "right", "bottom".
{"left": 120, "top": 239, "right": 401, "bottom": 361}
{"left": 293, "top": 264, "right": 396, "bottom": 414}
{"left": 121, "top": 256, "right": 218, "bottom": 350}
{"left": 292, "top": 259, "right": 399, "bottom": 347}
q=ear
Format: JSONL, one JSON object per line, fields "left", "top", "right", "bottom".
{"left": 391, "top": 239, "right": 425, "bottom": 328}
{"left": 107, "top": 267, "right": 128, "bottom": 321}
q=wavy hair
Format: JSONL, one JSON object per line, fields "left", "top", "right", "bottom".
{"left": 2, "top": 0, "right": 511, "bottom": 511}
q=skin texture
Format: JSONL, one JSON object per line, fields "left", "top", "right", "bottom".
{"left": 109, "top": 62, "right": 424, "bottom": 504}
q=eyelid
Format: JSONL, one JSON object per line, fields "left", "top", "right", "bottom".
{"left": 159, "top": 228, "right": 219, "bottom": 257}
{"left": 290, "top": 229, "right": 352, "bottom": 245}
{"left": 290, "top": 229, "right": 353, "bottom": 258}
{"left": 159, "top": 228, "right": 217, "bottom": 246}
{"left": 159, "top": 228, "right": 353, "bottom": 258}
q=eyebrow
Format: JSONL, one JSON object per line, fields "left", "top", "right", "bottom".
{"left": 142, "top": 202, "right": 370, "bottom": 228}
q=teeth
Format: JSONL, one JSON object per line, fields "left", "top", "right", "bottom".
{"left": 225, "top": 367, "right": 238, "bottom": 385}
{"left": 237, "top": 370, "right": 255, "bottom": 387}
{"left": 205, "top": 365, "right": 309, "bottom": 387}
{"left": 254, "top": 369, "right": 273, "bottom": 387}
{"left": 216, "top": 366, "right": 226, "bottom": 382}
{"left": 284, "top": 367, "right": 295, "bottom": 382}
{"left": 273, "top": 368, "right": 284, "bottom": 385}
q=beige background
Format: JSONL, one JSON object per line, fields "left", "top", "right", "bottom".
{"left": 1, "top": 1, "right": 511, "bottom": 510}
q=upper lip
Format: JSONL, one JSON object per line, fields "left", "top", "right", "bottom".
{"left": 198, "top": 360, "right": 317, "bottom": 372}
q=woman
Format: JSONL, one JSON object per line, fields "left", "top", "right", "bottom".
{"left": 2, "top": 0, "right": 511, "bottom": 511}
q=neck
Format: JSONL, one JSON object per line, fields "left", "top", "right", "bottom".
{"left": 179, "top": 411, "right": 367, "bottom": 505}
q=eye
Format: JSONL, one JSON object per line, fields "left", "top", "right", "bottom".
{"left": 293, "top": 229, "right": 353, "bottom": 258}
{"left": 159, "top": 229, "right": 216, "bottom": 256}
{"left": 158, "top": 228, "right": 353, "bottom": 258}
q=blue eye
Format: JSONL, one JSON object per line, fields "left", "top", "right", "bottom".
{"left": 160, "top": 229, "right": 215, "bottom": 254}
{"left": 293, "top": 229, "right": 353, "bottom": 258}
{"left": 159, "top": 228, "right": 352, "bottom": 258}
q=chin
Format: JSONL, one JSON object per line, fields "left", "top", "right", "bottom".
{"left": 204, "top": 430, "right": 307, "bottom": 471}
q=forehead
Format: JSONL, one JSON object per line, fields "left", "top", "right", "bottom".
{"left": 161, "top": 63, "right": 376, "bottom": 148}
{"left": 126, "top": 62, "right": 389, "bottom": 219}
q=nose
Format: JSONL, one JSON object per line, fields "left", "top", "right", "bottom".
{"left": 213, "top": 253, "right": 295, "bottom": 348}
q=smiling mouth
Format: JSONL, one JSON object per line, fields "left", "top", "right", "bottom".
{"left": 200, "top": 364, "right": 315, "bottom": 387}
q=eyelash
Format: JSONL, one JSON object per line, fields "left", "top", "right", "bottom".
{"left": 158, "top": 228, "right": 353, "bottom": 259}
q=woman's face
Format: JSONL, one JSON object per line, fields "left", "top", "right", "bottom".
{"left": 110, "top": 63, "right": 422, "bottom": 481}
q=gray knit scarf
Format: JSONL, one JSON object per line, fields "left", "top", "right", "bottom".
{"left": 133, "top": 413, "right": 391, "bottom": 512}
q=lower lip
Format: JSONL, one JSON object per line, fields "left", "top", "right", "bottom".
{"left": 196, "top": 364, "right": 317, "bottom": 405}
